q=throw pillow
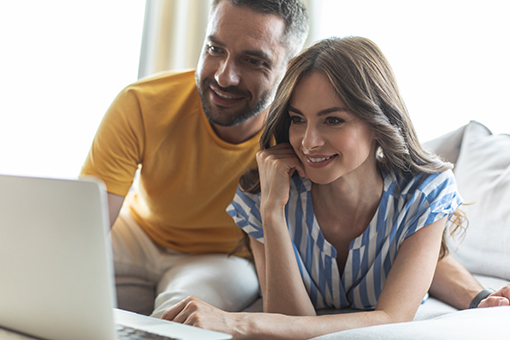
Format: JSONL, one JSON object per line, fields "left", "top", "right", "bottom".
{"left": 423, "top": 123, "right": 467, "bottom": 164}
{"left": 448, "top": 121, "right": 510, "bottom": 281}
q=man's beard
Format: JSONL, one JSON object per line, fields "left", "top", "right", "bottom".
{"left": 196, "top": 77, "right": 272, "bottom": 127}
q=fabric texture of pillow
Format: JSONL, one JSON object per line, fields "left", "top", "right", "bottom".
{"left": 445, "top": 121, "right": 510, "bottom": 281}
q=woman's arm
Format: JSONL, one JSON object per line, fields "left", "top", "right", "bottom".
{"left": 253, "top": 144, "right": 315, "bottom": 316}
{"left": 162, "top": 297, "right": 391, "bottom": 340}
{"left": 250, "top": 232, "right": 315, "bottom": 315}
{"left": 374, "top": 216, "right": 447, "bottom": 321}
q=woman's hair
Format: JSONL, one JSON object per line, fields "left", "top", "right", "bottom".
{"left": 237, "top": 36, "right": 465, "bottom": 260}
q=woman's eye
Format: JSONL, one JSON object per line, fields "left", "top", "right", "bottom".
{"left": 325, "top": 117, "right": 344, "bottom": 125}
{"left": 290, "top": 116, "right": 304, "bottom": 124}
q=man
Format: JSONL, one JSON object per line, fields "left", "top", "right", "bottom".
{"left": 81, "top": 0, "right": 508, "bottom": 319}
{"left": 81, "top": 0, "right": 308, "bottom": 318}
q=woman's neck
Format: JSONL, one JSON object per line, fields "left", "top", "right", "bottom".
{"left": 311, "top": 164, "right": 384, "bottom": 233}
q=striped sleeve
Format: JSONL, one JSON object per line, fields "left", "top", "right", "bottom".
{"left": 226, "top": 186, "right": 265, "bottom": 242}
{"left": 398, "top": 169, "right": 463, "bottom": 246}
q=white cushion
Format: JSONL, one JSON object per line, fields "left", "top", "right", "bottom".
{"left": 445, "top": 121, "right": 510, "bottom": 281}
{"left": 422, "top": 123, "right": 466, "bottom": 164}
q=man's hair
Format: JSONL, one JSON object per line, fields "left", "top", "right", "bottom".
{"left": 211, "top": 0, "right": 309, "bottom": 60}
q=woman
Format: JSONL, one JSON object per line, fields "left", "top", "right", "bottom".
{"left": 163, "top": 37, "right": 464, "bottom": 339}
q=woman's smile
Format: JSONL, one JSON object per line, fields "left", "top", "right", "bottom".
{"left": 305, "top": 154, "right": 338, "bottom": 168}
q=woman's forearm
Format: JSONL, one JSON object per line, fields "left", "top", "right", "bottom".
{"left": 260, "top": 207, "right": 316, "bottom": 316}
{"left": 234, "top": 310, "right": 393, "bottom": 340}
{"left": 161, "top": 294, "right": 397, "bottom": 340}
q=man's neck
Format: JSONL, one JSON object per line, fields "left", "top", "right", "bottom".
{"left": 211, "top": 109, "right": 268, "bottom": 145}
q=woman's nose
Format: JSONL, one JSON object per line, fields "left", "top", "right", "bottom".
{"left": 301, "top": 126, "right": 325, "bottom": 151}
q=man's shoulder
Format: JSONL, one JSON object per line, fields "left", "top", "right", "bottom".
{"left": 124, "top": 69, "right": 198, "bottom": 97}
{"left": 107, "top": 69, "right": 202, "bottom": 126}
{"left": 136, "top": 69, "right": 196, "bottom": 85}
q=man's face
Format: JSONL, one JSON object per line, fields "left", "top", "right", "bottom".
{"left": 196, "top": 1, "right": 288, "bottom": 127}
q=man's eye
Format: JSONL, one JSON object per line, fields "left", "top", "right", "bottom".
{"left": 246, "top": 57, "right": 266, "bottom": 68}
{"left": 207, "top": 45, "right": 222, "bottom": 54}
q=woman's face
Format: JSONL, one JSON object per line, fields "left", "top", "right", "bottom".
{"left": 288, "top": 72, "right": 377, "bottom": 185}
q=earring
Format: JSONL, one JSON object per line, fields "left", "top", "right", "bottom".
{"left": 376, "top": 145, "right": 384, "bottom": 159}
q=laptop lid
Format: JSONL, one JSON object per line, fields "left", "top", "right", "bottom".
{"left": 0, "top": 174, "right": 231, "bottom": 340}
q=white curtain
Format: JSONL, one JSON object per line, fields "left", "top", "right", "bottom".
{"left": 137, "top": 0, "right": 320, "bottom": 79}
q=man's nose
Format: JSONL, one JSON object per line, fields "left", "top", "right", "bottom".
{"left": 214, "top": 56, "right": 241, "bottom": 88}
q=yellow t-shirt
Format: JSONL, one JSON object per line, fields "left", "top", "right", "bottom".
{"left": 81, "top": 70, "right": 260, "bottom": 255}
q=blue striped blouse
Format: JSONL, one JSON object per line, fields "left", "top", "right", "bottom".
{"left": 227, "top": 170, "right": 462, "bottom": 310}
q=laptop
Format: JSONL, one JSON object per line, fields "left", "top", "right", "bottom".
{"left": 0, "top": 174, "right": 232, "bottom": 340}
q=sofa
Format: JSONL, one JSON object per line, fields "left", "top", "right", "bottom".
{"left": 247, "top": 121, "right": 510, "bottom": 339}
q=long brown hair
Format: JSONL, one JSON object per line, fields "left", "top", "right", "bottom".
{"left": 238, "top": 37, "right": 465, "bottom": 259}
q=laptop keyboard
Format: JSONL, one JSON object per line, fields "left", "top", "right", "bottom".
{"left": 116, "top": 325, "right": 181, "bottom": 340}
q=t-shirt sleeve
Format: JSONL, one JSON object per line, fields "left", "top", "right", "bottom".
{"left": 398, "top": 170, "right": 463, "bottom": 245}
{"left": 80, "top": 86, "right": 145, "bottom": 196}
{"left": 226, "top": 186, "right": 265, "bottom": 243}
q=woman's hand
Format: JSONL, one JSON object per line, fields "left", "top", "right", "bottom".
{"left": 161, "top": 296, "right": 244, "bottom": 337}
{"left": 256, "top": 143, "right": 305, "bottom": 214}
